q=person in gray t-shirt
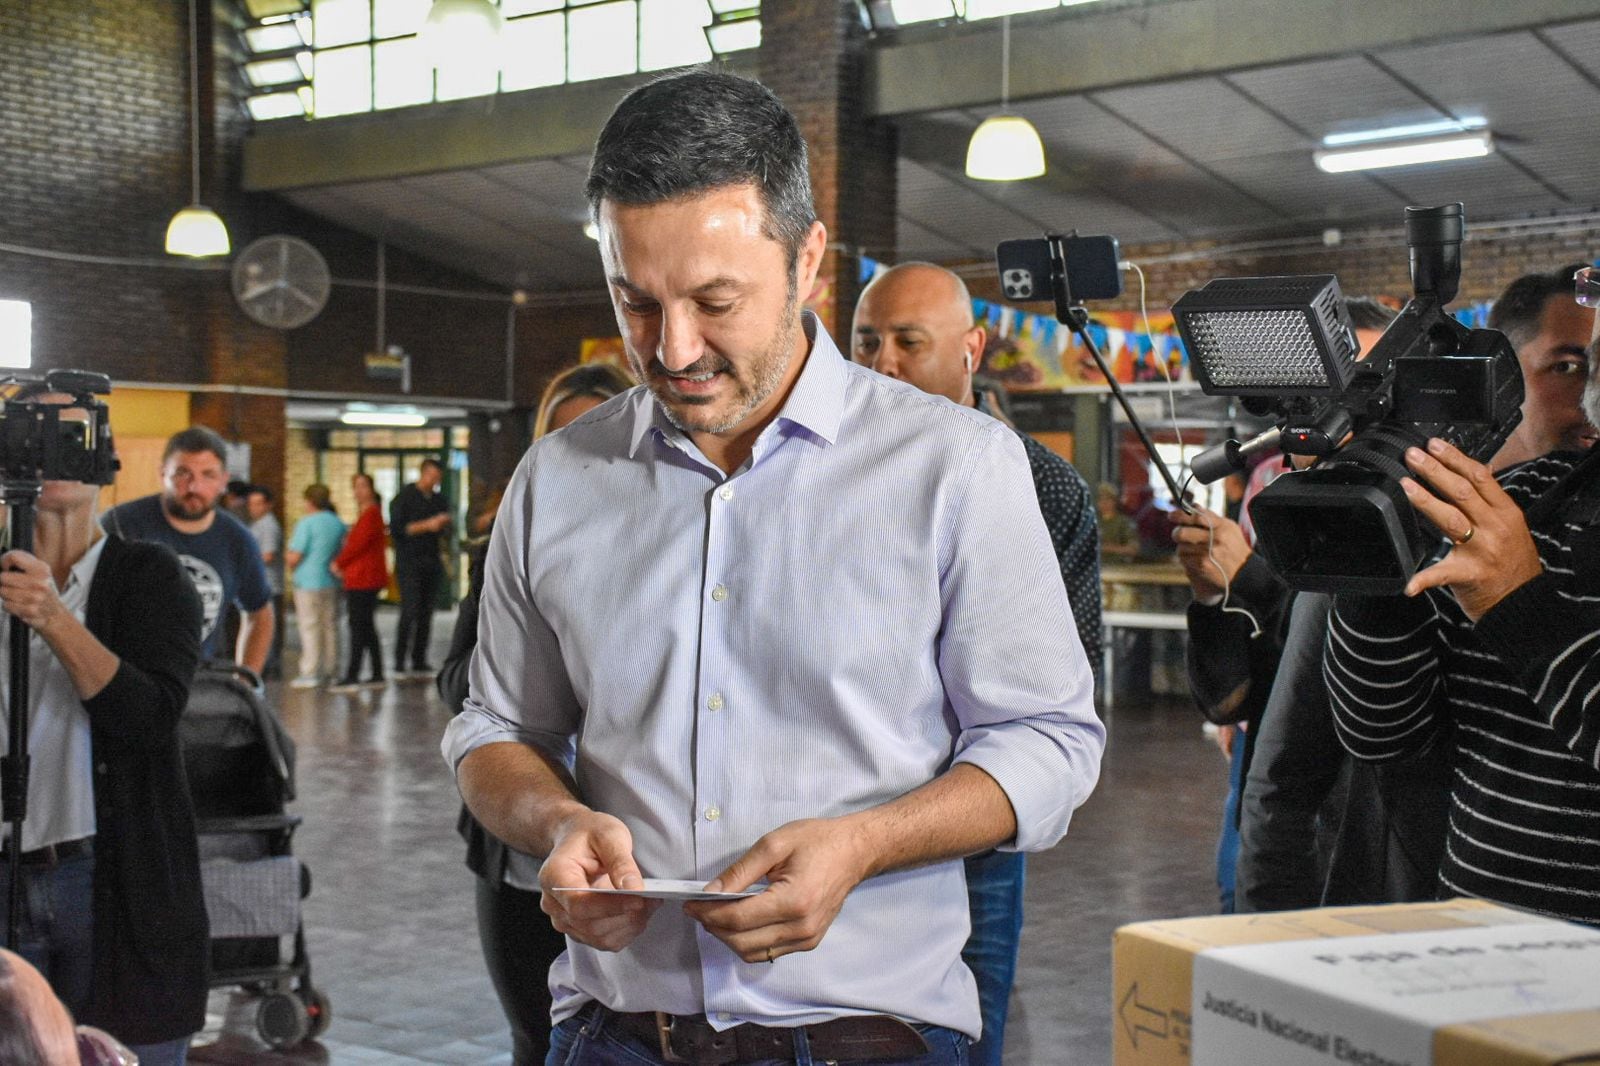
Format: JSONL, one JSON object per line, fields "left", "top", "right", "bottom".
{"left": 247, "top": 485, "right": 286, "bottom": 678}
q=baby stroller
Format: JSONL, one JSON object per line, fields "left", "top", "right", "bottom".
{"left": 179, "top": 662, "right": 331, "bottom": 1050}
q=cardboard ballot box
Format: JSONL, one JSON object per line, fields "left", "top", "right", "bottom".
{"left": 1112, "top": 899, "right": 1600, "bottom": 1066}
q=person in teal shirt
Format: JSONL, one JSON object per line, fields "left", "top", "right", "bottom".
{"left": 286, "top": 483, "right": 346, "bottom": 688}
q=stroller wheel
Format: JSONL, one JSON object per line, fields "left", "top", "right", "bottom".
{"left": 256, "top": 990, "right": 311, "bottom": 1049}
{"left": 304, "top": 986, "right": 332, "bottom": 1040}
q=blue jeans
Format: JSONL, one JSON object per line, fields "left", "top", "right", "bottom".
{"left": 1217, "top": 735, "right": 1246, "bottom": 914}
{"left": 0, "top": 851, "right": 194, "bottom": 1062}
{"left": 127, "top": 1038, "right": 189, "bottom": 1066}
{"left": 0, "top": 850, "right": 96, "bottom": 1016}
{"left": 961, "top": 850, "right": 1025, "bottom": 1066}
{"left": 546, "top": 1006, "right": 970, "bottom": 1066}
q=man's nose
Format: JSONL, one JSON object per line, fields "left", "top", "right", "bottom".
{"left": 656, "top": 310, "right": 706, "bottom": 372}
{"left": 872, "top": 347, "right": 901, "bottom": 379}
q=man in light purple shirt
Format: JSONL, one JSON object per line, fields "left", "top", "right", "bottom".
{"left": 442, "top": 70, "right": 1104, "bottom": 1066}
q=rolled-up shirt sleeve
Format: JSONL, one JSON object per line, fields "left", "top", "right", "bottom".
{"left": 940, "top": 424, "right": 1105, "bottom": 852}
{"left": 441, "top": 450, "right": 579, "bottom": 774}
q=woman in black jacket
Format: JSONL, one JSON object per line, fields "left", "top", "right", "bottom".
{"left": 0, "top": 391, "right": 204, "bottom": 1065}
{"left": 438, "top": 362, "right": 633, "bottom": 1065}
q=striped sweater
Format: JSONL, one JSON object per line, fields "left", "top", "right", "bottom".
{"left": 1325, "top": 451, "right": 1600, "bottom": 925}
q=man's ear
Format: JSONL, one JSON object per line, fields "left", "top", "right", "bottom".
{"left": 965, "top": 326, "right": 987, "bottom": 375}
{"left": 793, "top": 221, "right": 828, "bottom": 303}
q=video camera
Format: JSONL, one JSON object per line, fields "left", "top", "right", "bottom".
{"left": 0, "top": 369, "right": 119, "bottom": 487}
{"left": 1173, "top": 204, "right": 1524, "bottom": 594}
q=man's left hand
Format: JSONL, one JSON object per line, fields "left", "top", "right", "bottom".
{"left": 1400, "top": 438, "right": 1543, "bottom": 621}
{"left": 683, "top": 817, "right": 872, "bottom": 964}
{"left": 0, "top": 551, "right": 67, "bottom": 635}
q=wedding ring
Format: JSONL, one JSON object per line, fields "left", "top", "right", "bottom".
{"left": 1457, "top": 526, "right": 1475, "bottom": 545}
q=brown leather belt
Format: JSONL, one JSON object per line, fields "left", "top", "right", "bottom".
{"left": 611, "top": 1008, "right": 930, "bottom": 1065}
{"left": 0, "top": 837, "right": 93, "bottom": 868}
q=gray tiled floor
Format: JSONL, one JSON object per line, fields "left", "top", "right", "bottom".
{"left": 191, "top": 609, "right": 1226, "bottom": 1065}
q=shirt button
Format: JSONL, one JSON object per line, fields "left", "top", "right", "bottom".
{"left": 707, "top": 693, "right": 725, "bottom": 712}
{"left": 718, "top": 485, "right": 734, "bottom": 501}
{"left": 96, "top": 763, "right": 107, "bottom": 775}
{"left": 711, "top": 584, "right": 728, "bottom": 602}
{"left": 704, "top": 806, "right": 721, "bottom": 822}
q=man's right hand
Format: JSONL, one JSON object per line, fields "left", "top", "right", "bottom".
{"left": 1171, "top": 506, "right": 1252, "bottom": 601}
{"left": 538, "top": 810, "right": 661, "bottom": 951}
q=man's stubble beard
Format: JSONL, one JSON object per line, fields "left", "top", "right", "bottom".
{"left": 641, "top": 281, "right": 800, "bottom": 437}
{"left": 163, "top": 491, "right": 212, "bottom": 522}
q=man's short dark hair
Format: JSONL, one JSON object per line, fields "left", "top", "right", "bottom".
{"left": 247, "top": 484, "right": 273, "bottom": 503}
{"left": 419, "top": 457, "right": 443, "bottom": 475}
{"left": 1344, "top": 296, "right": 1398, "bottom": 334}
{"left": 0, "top": 954, "right": 47, "bottom": 1066}
{"left": 1489, "top": 264, "right": 1588, "bottom": 351}
{"left": 585, "top": 70, "right": 816, "bottom": 269}
{"left": 162, "top": 425, "right": 229, "bottom": 467}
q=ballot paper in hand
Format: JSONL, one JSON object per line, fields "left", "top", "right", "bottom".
{"left": 550, "top": 878, "right": 763, "bottom": 902}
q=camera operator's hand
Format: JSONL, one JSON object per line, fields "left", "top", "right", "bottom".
{"left": 0, "top": 550, "right": 69, "bottom": 635}
{"left": 1171, "top": 507, "right": 1252, "bottom": 601}
{"left": 1401, "top": 438, "right": 1543, "bottom": 621}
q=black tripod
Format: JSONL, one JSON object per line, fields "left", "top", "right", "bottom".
{"left": 1, "top": 481, "right": 42, "bottom": 950}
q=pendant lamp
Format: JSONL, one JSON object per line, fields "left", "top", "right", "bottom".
{"left": 419, "top": 0, "right": 505, "bottom": 73}
{"left": 166, "top": 0, "right": 231, "bottom": 257}
{"left": 965, "top": 16, "right": 1046, "bottom": 182}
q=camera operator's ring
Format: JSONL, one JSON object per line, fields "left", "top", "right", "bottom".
{"left": 1456, "top": 526, "right": 1475, "bottom": 546}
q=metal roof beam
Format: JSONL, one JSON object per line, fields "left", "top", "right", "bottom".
{"left": 867, "top": 0, "right": 1600, "bottom": 117}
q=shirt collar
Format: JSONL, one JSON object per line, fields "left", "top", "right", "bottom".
{"left": 625, "top": 311, "right": 847, "bottom": 459}
{"left": 66, "top": 533, "right": 108, "bottom": 595}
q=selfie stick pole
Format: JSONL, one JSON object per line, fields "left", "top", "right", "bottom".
{"left": 1045, "top": 236, "right": 1193, "bottom": 513}
{"left": 2, "top": 484, "right": 39, "bottom": 949}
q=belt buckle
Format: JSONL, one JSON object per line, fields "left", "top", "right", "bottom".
{"left": 655, "top": 1012, "right": 691, "bottom": 1064}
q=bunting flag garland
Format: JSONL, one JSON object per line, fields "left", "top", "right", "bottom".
{"left": 974, "top": 297, "right": 1194, "bottom": 389}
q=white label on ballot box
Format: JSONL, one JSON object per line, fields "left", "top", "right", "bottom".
{"left": 1191, "top": 921, "right": 1600, "bottom": 1066}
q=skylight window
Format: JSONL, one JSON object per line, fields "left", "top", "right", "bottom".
{"left": 238, "top": 0, "right": 765, "bottom": 120}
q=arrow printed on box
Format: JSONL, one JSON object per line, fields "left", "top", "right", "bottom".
{"left": 1119, "top": 983, "right": 1170, "bottom": 1047}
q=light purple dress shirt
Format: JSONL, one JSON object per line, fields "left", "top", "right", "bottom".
{"left": 442, "top": 315, "right": 1104, "bottom": 1037}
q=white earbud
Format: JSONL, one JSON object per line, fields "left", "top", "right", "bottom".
{"left": 964, "top": 351, "right": 975, "bottom": 374}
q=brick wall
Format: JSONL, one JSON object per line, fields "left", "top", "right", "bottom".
{"left": 962, "top": 219, "right": 1600, "bottom": 313}
{"left": 0, "top": 0, "right": 562, "bottom": 511}
{"left": 761, "top": 0, "right": 898, "bottom": 336}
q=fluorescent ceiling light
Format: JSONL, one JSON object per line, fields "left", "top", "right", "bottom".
{"left": 341, "top": 406, "right": 428, "bottom": 427}
{"left": 1314, "top": 132, "right": 1493, "bottom": 173}
{"left": 1322, "top": 116, "right": 1486, "bottom": 148}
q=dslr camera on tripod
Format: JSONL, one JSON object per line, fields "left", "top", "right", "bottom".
{"left": 1173, "top": 204, "right": 1524, "bottom": 595}
{"left": 0, "top": 369, "right": 119, "bottom": 487}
